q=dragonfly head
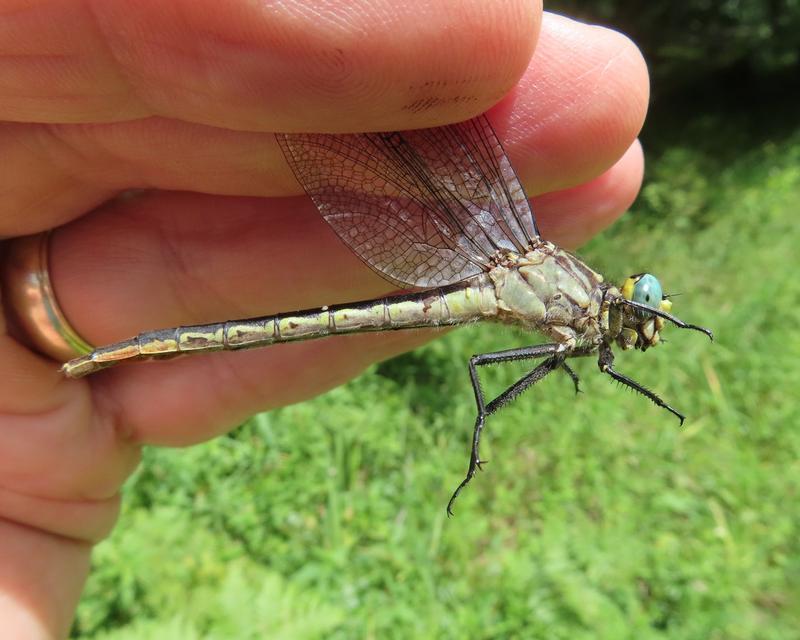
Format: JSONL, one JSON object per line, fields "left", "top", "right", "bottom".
{"left": 615, "top": 273, "right": 672, "bottom": 351}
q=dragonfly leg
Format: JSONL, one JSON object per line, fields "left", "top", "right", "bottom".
{"left": 598, "top": 343, "right": 686, "bottom": 425}
{"left": 621, "top": 299, "right": 713, "bottom": 341}
{"left": 561, "top": 362, "right": 581, "bottom": 394}
{"left": 447, "top": 343, "right": 565, "bottom": 516}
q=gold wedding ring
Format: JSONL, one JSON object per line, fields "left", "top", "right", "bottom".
{"left": 2, "top": 231, "right": 93, "bottom": 361}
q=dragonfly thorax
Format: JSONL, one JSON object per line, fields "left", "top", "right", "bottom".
{"left": 489, "top": 241, "right": 606, "bottom": 348}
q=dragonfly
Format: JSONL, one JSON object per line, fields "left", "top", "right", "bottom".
{"left": 62, "top": 114, "right": 712, "bottom": 514}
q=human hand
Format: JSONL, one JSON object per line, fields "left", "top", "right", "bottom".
{"left": 0, "top": 1, "right": 647, "bottom": 636}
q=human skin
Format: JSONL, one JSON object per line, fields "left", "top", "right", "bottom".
{"left": 0, "top": 1, "right": 649, "bottom": 637}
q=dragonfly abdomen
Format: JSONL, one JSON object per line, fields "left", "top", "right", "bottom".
{"left": 62, "top": 278, "right": 499, "bottom": 378}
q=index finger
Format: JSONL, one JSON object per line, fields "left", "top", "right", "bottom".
{"left": 0, "top": 0, "right": 540, "bottom": 132}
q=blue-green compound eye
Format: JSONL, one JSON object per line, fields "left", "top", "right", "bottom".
{"left": 633, "top": 274, "right": 663, "bottom": 308}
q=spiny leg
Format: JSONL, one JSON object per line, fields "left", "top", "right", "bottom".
{"left": 447, "top": 343, "right": 566, "bottom": 516}
{"left": 561, "top": 362, "right": 581, "bottom": 394}
{"left": 621, "top": 299, "right": 713, "bottom": 341}
{"left": 467, "top": 344, "right": 565, "bottom": 470}
{"left": 597, "top": 343, "right": 685, "bottom": 425}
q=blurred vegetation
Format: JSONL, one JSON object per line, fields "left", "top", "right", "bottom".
{"left": 549, "top": 0, "right": 800, "bottom": 95}
{"left": 73, "top": 3, "right": 800, "bottom": 638}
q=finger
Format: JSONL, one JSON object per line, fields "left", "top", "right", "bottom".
{"left": 0, "top": 0, "right": 539, "bottom": 130}
{"left": 0, "top": 339, "right": 131, "bottom": 538}
{"left": 0, "top": 303, "right": 140, "bottom": 506}
{"left": 0, "top": 519, "right": 90, "bottom": 638}
{"left": 535, "top": 139, "right": 644, "bottom": 247}
{"left": 0, "top": 486, "right": 119, "bottom": 541}
{"left": 43, "top": 144, "right": 643, "bottom": 443}
{"left": 0, "top": 336, "right": 141, "bottom": 500}
{"left": 0, "top": 12, "right": 647, "bottom": 236}
{"left": 493, "top": 12, "right": 649, "bottom": 194}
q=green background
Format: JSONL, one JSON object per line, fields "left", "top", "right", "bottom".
{"left": 73, "top": 4, "right": 800, "bottom": 638}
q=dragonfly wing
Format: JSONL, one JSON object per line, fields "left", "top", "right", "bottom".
{"left": 277, "top": 114, "right": 538, "bottom": 288}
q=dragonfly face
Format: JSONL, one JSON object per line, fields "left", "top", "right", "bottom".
{"left": 614, "top": 273, "right": 674, "bottom": 351}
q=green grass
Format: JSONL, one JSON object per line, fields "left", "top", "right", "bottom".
{"left": 73, "top": 120, "right": 800, "bottom": 639}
